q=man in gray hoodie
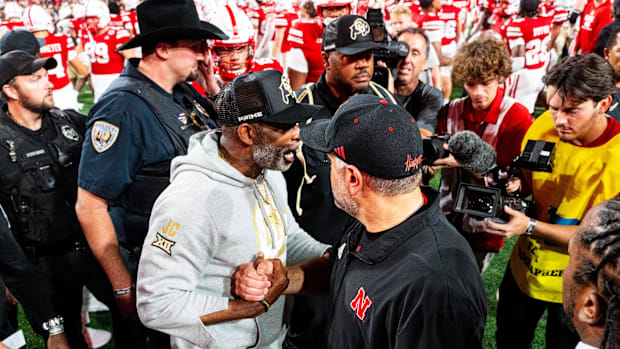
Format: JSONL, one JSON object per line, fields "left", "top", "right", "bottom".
{"left": 136, "top": 70, "right": 330, "bottom": 348}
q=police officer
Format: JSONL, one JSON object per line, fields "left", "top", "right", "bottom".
{"left": 0, "top": 50, "right": 128, "bottom": 348}
{"left": 75, "top": 0, "right": 227, "bottom": 345}
{"left": 283, "top": 15, "right": 399, "bottom": 349}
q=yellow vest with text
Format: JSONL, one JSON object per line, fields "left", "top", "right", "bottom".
{"left": 510, "top": 111, "right": 620, "bottom": 303}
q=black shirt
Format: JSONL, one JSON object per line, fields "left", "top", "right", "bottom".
{"left": 396, "top": 80, "right": 444, "bottom": 133}
{"left": 327, "top": 187, "right": 487, "bottom": 349}
{"left": 608, "top": 87, "right": 620, "bottom": 122}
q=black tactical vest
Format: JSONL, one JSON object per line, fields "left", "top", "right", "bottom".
{"left": 0, "top": 109, "right": 84, "bottom": 249}
{"left": 103, "top": 76, "right": 217, "bottom": 245}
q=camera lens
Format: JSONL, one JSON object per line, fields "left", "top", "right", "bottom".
{"left": 468, "top": 196, "right": 494, "bottom": 214}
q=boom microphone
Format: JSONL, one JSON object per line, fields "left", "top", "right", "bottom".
{"left": 448, "top": 131, "right": 497, "bottom": 174}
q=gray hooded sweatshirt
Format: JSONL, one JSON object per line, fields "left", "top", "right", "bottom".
{"left": 137, "top": 130, "right": 328, "bottom": 348}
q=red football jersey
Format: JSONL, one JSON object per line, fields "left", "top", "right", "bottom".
{"left": 251, "top": 57, "right": 283, "bottom": 73}
{"left": 540, "top": 2, "right": 568, "bottom": 25}
{"left": 286, "top": 19, "right": 324, "bottom": 83}
{"left": 575, "top": 0, "right": 612, "bottom": 54}
{"left": 71, "top": 18, "right": 87, "bottom": 34}
{"left": 504, "top": 15, "right": 552, "bottom": 70}
{"left": 439, "top": 5, "right": 460, "bottom": 45}
{"left": 80, "top": 28, "right": 130, "bottom": 75}
{"left": 0, "top": 21, "right": 25, "bottom": 31}
{"left": 275, "top": 12, "right": 299, "bottom": 53}
{"left": 39, "top": 34, "right": 75, "bottom": 90}
{"left": 417, "top": 12, "right": 444, "bottom": 43}
{"left": 248, "top": 2, "right": 276, "bottom": 38}
{"left": 122, "top": 10, "right": 138, "bottom": 34}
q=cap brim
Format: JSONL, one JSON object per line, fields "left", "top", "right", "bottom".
{"left": 33, "top": 56, "right": 57, "bottom": 72}
{"left": 264, "top": 102, "right": 322, "bottom": 125}
{"left": 36, "top": 37, "right": 46, "bottom": 47}
{"left": 299, "top": 119, "right": 332, "bottom": 153}
{"left": 335, "top": 41, "right": 384, "bottom": 55}
{"left": 116, "top": 21, "right": 229, "bottom": 51}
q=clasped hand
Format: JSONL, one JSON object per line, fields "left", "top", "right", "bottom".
{"left": 232, "top": 252, "right": 289, "bottom": 304}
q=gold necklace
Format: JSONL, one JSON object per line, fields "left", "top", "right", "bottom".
{"left": 252, "top": 176, "right": 282, "bottom": 227}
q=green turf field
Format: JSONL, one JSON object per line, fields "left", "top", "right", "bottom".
{"left": 16, "top": 83, "right": 550, "bottom": 349}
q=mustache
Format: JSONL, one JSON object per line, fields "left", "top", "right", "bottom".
{"left": 352, "top": 69, "right": 371, "bottom": 79}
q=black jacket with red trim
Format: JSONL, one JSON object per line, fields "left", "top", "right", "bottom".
{"left": 326, "top": 187, "right": 487, "bottom": 349}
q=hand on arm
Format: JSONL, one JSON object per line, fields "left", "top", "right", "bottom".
{"left": 75, "top": 187, "right": 137, "bottom": 320}
{"left": 199, "top": 254, "right": 289, "bottom": 326}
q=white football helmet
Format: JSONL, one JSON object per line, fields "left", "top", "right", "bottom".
{"left": 207, "top": 5, "right": 255, "bottom": 81}
{"left": 4, "top": 1, "right": 24, "bottom": 20}
{"left": 57, "top": 4, "right": 72, "bottom": 20}
{"left": 72, "top": 2, "right": 86, "bottom": 19}
{"left": 275, "top": 0, "right": 293, "bottom": 12}
{"left": 122, "top": 0, "right": 139, "bottom": 10}
{"left": 22, "top": 5, "right": 53, "bottom": 32}
{"left": 314, "top": 0, "right": 352, "bottom": 26}
{"left": 84, "top": 0, "right": 110, "bottom": 29}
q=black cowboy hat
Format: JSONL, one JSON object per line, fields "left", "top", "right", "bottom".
{"left": 117, "top": 0, "right": 228, "bottom": 51}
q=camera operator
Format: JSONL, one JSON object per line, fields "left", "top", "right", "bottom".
{"left": 485, "top": 54, "right": 620, "bottom": 349}
{"left": 394, "top": 27, "right": 443, "bottom": 137}
{"left": 434, "top": 37, "right": 532, "bottom": 271}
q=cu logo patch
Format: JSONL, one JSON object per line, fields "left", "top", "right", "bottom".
{"left": 350, "top": 287, "right": 372, "bottom": 321}
{"left": 349, "top": 18, "right": 370, "bottom": 40}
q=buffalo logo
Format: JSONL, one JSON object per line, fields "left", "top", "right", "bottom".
{"left": 349, "top": 18, "right": 370, "bottom": 40}
{"left": 279, "top": 75, "right": 296, "bottom": 104}
{"left": 152, "top": 232, "right": 176, "bottom": 256}
{"left": 61, "top": 125, "right": 79, "bottom": 141}
{"left": 91, "top": 121, "right": 119, "bottom": 153}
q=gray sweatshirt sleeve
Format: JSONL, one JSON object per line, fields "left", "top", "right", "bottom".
{"left": 283, "top": 201, "right": 330, "bottom": 266}
{"left": 137, "top": 194, "right": 229, "bottom": 347}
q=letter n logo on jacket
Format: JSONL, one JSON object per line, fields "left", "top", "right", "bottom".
{"left": 350, "top": 287, "right": 372, "bottom": 321}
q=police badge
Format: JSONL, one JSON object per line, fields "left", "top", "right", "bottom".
{"left": 61, "top": 125, "right": 80, "bottom": 141}
{"left": 91, "top": 121, "right": 119, "bottom": 153}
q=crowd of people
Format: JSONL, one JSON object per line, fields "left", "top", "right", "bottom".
{"left": 0, "top": 0, "right": 619, "bottom": 348}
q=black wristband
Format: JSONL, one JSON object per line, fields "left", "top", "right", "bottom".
{"left": 258, "top": 299, "right": 270, "bottom": 313}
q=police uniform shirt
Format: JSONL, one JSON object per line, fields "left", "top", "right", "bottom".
{"left": 78, "top": 60, "right": 199, "bottom": 244}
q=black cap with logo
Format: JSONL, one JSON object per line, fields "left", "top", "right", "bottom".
{"left": 322, "top": 15, "right": 384, "bottom": 55}
{"left": 520, "top": 0, "right": 540, "bottom": 12}
{"left": 216, "top": 70, "right": 321, "bottom": 126}
{"left": 0, "top": 50, "right": 57, "bottom": 87}
{"left": 300, "top": 94, "right": 424, "bottom": 179}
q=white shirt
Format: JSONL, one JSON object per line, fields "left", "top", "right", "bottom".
{"left": 575, "top": 341, "right": 598, "bottom": 349}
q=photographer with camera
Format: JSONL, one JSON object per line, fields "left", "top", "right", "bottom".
{"left": 486, "top": 54, "right": 620, "bottom": 349}
{"left": 434, "top": 37, "right": 532, "bottom": 271}
{"left": 394, "top": 27, "right": 444, "bottom": 137}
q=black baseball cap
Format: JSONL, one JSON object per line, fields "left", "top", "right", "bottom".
{"left": 520, "top": 0, "right": 539, "bottom": 12}
{"left": 216, "top": 70, "right": 321, "bottom": 126}
{"left": 0, "top": 29, "right": 46, "bottom": 55}
{"left": 300, "top": 94, "right": 424, "bottom": 179}
{"left": 0, "top": 50, "right": 57, "bottom": 87}
{"left": 322, "top": 15, "right": 383, "bottom": 55}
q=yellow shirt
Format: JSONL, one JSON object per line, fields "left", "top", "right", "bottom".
{"left": 510, "top": 111, "right": 620, "bottom": 303}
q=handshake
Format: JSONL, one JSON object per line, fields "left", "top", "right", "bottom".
{"left": 232, "top": 252, "right": 290, "bottom": 313}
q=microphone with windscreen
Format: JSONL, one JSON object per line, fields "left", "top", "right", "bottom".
{"left": 447, "top": 131, "right": 497, "bottom": 174}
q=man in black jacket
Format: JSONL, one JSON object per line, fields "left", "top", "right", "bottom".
{"left": 283, "top": 15, "right": 397, "bottom": 348}
{"left": 236, "top": 94, "right": 487, "bottom": 348}
{"left": 0, "top": 206, "right": 69, "bottom": 349}
{"left": 393, "top": 27, "right": 443, "bottom": 137}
